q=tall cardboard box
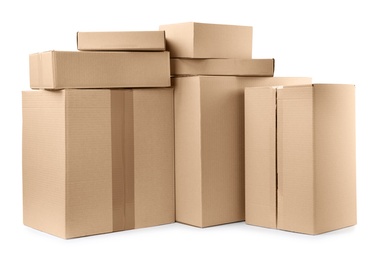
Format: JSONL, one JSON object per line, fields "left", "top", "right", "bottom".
{"left": 160, "top": 22, "right": 252, "bottom": 58}
{"left": 245, "top": 84, "right": 356, "bottom": 234}
{"left": 29, "top": 51, "right": 170, "bottom": 89}
{"left": 22, "top": 88, "right": 175, "bottom": 238}
{"left": 174, "top": 76, "right": 312, "bottom": 227}
{"left": 77, "top": 31, "right": 166, "bottom": 51}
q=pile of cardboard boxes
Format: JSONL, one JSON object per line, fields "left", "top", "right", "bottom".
{"left": 22, "top": 22, "right": 356, "bottom": 239}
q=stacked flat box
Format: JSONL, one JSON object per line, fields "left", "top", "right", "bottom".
{"left": 77, "top": 31, "right": 166, "bottom": 51}
{"left": 29, "top": 51, "right": 171, "bottom": 89}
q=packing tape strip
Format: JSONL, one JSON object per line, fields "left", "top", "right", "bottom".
{"left": 111, "top": 90, "right": 135, "bottom": 231}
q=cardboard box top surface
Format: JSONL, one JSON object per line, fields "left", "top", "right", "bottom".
{"left": 160, "top": 21, "right": 252, "bottom": 28}
{"left": 77, "top": 31, "right": 166, "bottom": 51}
{"left": 249, "top": 83, "right": 355, "bottom": 90}
{"left": 159, "top": 22, "right": 252, "bottom": 58}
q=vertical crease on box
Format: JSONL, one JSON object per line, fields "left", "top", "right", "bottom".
{"left": 275, "top": 88, "right": 278, "bottom": 228}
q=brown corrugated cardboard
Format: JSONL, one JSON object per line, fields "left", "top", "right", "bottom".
{"left": 174, "top": 76, "right": 312, "bottom": 228}
{"left": 159, "top": 22, "right": 252, "bottom": 58}
{"left": 22, "top": 88, "right": 175, "bottom": 239}
{"left": 77, "top": 31, "right": 166, "bottom": 51}
{"left": 171, "top": 58, "right": 274, "bottom": 76}
{"left": 29, "top": 51, "right": 170, "bottom": 89}
{"left": 245, "top": 84, "right": 356, "bottom": 234}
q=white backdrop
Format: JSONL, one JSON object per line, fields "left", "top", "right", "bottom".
{"left": 1, "top": 0, "right": 372, "bottom": 259}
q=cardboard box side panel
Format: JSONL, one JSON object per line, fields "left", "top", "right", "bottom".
{"left": 160, "top": 23, "right": 194, "bottom": 58}
{"left": 174, "top": 77, "right": 203, "bottom": 226}
{"left": 29, "top": 52, "right": 55, "bottom": 89}
{"left": 200, "top": 77, "right": 245, "bottom": 226}
{"left": 170, "top": 59, "right": 274, "bottom": 76}
{"left": 22, "top": 91, "right": 66, "bottom": 238}
{"left": 314, "top": 84, "right": 356, "bottom": 233}
{"left": 277, "top": 87, "right": 315, "bottom": 234}
{"left": 54, "top": 51, "right": 170, "bottom": 89}
{"left": 133, "top": 88, "right": 175, "bottom": 228}
{"left": 77, "top": 31, "right": 166, "bottom": 51}
{"left": 244, "top": 87, "right": 277, "bottom": 229}
{"left": 65, "top": 90, "right": 113, "bottom": 238}
{"left": 195, "top": 23, "right": 252, "bottom": 58}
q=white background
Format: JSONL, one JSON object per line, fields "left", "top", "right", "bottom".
{"left": 1, "top": 0, "right": 372, "bottom": 259}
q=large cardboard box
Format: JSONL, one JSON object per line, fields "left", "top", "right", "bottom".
{"left": 22, "top": 88, "right": 175, "bottom": 239}
{"left": 174, "top": 76, "right": 312, "bottom": 228}
{"left": 77, "top": 31, "right": 166, "bottom": 51}
{"left": 171, "top": 58, "right": 274, "bottom": 76}
{"left": 159, "top": 22, "right": 252, "bottom": 58}
{"left": 29, "top": 51, "right": 170, "bottom": 89}
{"left": 245, "top": 84, "right": 356, "bottom": 234}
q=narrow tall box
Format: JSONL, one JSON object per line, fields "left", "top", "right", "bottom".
{"left": 29, "top": 51, "right": 170, "bottom": 89}
{"left": 22, "top": 88, "right": 175, "bottom": 239}
{"left": 77, "top": 31, "right": 166, "bottom": 51}
{"left": 174, "top": 76, "right": 312, "bottom": 228}
{"left": 160, "top": 22, "right": 252, "bottom": 58}
{"left": 245, "top": 84, "right": 356, "bottom": 234}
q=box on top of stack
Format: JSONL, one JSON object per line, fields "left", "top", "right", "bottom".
{"left": 77, "top": 31, "right": 166, "bottom": 51}
{"left": 161, "top": 22, "right": 275, "bottom": 77}
{"left": 29, "top": 30, "right": 171, "bottom": 89}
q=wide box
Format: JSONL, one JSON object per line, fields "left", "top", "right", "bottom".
{"left": 22, "top": 88, "right": 175, "bottom": 239}
{"left": 29, "top": 51, "right": 170, "bottom": 89}
{"left": 245, "top": 84, "right": 356, "bottom": 234}
{"left": 174, "top": 76, "right": 312, "bottom": 228}
{"left": 77, "top": 31, "right": 166, "bottom": 51}
{"left": 171, "top": 58, "right": 274, "bottom": 76}
{"left": 160, "top": 22, "right": 252, "bottom": 58}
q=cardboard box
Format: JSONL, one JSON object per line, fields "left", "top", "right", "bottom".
{"left": 29, "top": 51, "right": 170, "bottom": 89}
{"left": 77, "top": 31, "right": 166, "bottom": 51}
{"left": 171, "top": 58, "right": 274, "bottom": 76}
{"left": 22, "top": 88, "right": 175, "bottom": 239}
{"left": 174, "top": 76, "right": 312, "bottom": 228}
{"left": 159, "top": 22, "right": 252, "bottom": 58}
{"left": 245, "top": 84, "right": 356, "bottom": 234}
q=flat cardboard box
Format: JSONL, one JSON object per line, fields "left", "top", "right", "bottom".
{"left": 77, "top": 31, "right": 166, "bottom": 51}
{"left": 159, "top": 22, "right": 252, "bottom": 58}
{"left": 22, "top": 88, "right": 175, "bottom": 239}
{"left": 245, "top": 84, "right": 356, "bottom": 234}
{"left": 173, "top": 76, "right": 312, "bottom": 228}
{"left": 171, "top": 58, "right": 274, "bottom": 76}
{"left": 29, "top": 51, "right": 170, "bottom": 89}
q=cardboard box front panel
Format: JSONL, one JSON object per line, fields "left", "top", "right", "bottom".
{"left": 174, "top": 76, "right": 312, "bottom": 228}
{"left": 160, "top": 22, "right": 252, "bottom": 58}
{"left": 29, "top": 51, "right": 171, "bottom": 89}
{"left": 77, "top": 31, "right": 166, "bottom": 51}
{"left": 170, "top": 58, "right": 274, "bottom": 76}
{"left": 22, "top": 88, "right": 175, "bottom": 238}
{"left": 245, "top": 84, "right": 356, "bottom": 234}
